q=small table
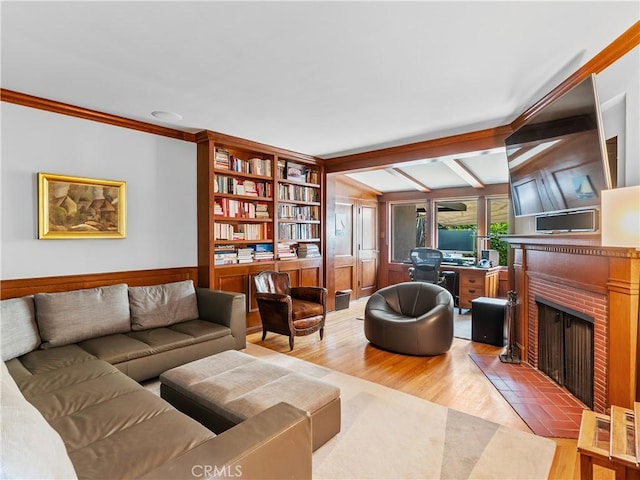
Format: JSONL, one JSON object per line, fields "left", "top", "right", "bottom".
{"left": 471, "top": 297, "right": 508, "bottom": 346}
{"left": 160, "top": 350, "right": 341, "bottom": 451}
{"left": 577, "top": 403, "right": 640, "bottom": 479}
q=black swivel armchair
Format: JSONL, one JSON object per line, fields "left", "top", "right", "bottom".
{"left": 408, "top": 248, "right": 445, "bottom": 284}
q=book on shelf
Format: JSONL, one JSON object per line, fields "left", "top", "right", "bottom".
{"left": 297, "top": 243, "right": 321, "bottom": 258}
{"left": 237, "top": 247, "right": 254, "bottom": 264}
{"left": 248, "top": 244, "right": 274, "bottom": 262}
{"left": 243, "top": 180, "right": 257, "bottom": 196}
{"left": 255, "top": 202, "right": 269, "bottom": 218}
{"left": 248, "top": 157, "right": 272, "bottom": 177}
{"left": 214, "top": 246, "right": 238, "bottom": 265}
{"left": 214, "top": 148, "right": 230, "bottom": 169}
{"left": 276, "top": 242, "right": 297, "bottom": 260}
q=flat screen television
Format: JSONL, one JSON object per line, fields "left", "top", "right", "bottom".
{"left": 437, "top": 228, "right": 475, "bottom": 254}
{"left": 505, "top": 74, "right": 614, "bottom": 220}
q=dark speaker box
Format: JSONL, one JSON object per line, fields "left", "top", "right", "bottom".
{"left": 535, "top": 209, "right": 597, "bottom": 233}
{"left": 471, "top": 297, "right": 508, "bottom": 346}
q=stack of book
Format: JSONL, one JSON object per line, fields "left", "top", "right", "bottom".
{"left": 214, "top": 245, "right": 237, "bottom": 265}
{"left": 251, "top": 243, "right": 274, "bottom": 262}
{"left": 237, "top": 247, "right": 254, "bottom": 264}
{"left": 277, "top": 243, "right": 297, "bottom": 260}
{"left": 297, "top": 243, "right": 320, "bottom": 258}
{"left": 248, "top": 157, "right": 272, "bottom": 177}
{"left": 255, "top": 202, "right": 269, "bottom": 219}
{"left": 243, "top": 180, "right": 257, "bottom": 196}
{"left": 215, "top": 148, "right": 230, "bottom": 169}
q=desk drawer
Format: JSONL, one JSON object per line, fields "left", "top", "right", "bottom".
{"left": 459, "top": 287, "right": 482, "bottom": 309}
{"left": 460, "top": 272, "right": 485, "bottom": 288}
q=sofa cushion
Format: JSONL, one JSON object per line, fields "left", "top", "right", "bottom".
{"left": 0, "top": 361, "right": 78, "bottom": 480}
{"left": 126, "top": 328, "right": 195, "bottom": 353}
{"left": 78, "top": 334, "right": 155, "bottom": 365}
{"left": 35, "top": 284, "right": 131, "bottom": 349}
{"left": 17, "top": 344, "right": 98, "bottom": 375}
{"left": 168, "top": 319, "right": 231, "bottom": 342}
{"left": 0, "top": 295, "right": 41, "bottom": 361}
{"left": 129, "top": 280, "right": 199, "bottom": 331}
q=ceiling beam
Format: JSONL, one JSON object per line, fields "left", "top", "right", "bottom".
{"left": 384, "top": 168, "right": 431, "bottom": 192}
{"left": 441, "top": 159, "right": 485, "bottom": 189}
{"left": 323, "top": 126, "right": 513, "bottom": 173}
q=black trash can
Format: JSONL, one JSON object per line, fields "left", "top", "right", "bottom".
{"left": 335, "top": 289, "right": 352, "bottom": 310}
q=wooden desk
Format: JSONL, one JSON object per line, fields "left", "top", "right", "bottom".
{"left": 439, "top": 265, "right": 501, "bottom": 310}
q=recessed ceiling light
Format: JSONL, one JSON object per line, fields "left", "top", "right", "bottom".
{"left": 151, "top": 111, "right": 183, "bottom": 121}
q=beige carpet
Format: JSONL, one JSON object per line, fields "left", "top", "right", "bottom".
{"left": 244, "top": 344, "right": 556, "bottom": 480}
{"left": 144, "top": 345, "right": 556, "bottom": 479}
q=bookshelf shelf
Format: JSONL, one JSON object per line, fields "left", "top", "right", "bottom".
{"left": 212, "top": 168, "right": 272, "bottom": 181}
{"left": 215, "top": 216, "right": 274, "bottom": 223}
{"left": 213, "top": 240, "right": 274, "bottom": 245}
{"left": 214, "top": 193, "right": 274, "bottom": 202}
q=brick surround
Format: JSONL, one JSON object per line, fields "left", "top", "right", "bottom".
{"left": 527, "top": 276, "right": 608, "bottom": 413}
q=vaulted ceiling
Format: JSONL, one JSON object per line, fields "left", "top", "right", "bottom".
{"left": 2, "top": 2, "right": 637, "bottom": 192}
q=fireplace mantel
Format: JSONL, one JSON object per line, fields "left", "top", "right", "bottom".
{"left": 505, "top": 236, "right": 640, "bottom": 411}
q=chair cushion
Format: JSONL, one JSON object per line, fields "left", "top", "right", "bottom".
{"left": 292, "top": 317, "right": 323, "bottom": 330}
{"left": 291, "top": 298, "right": 323, "bottom": 320}
{"left": 35, "top": 284, "right": 131, "bottom": 349}
{"left": 129, "top": 280, "right": 199, "bottom": 331}
{"left": 1, "top": 295, "right": 40, "bottom": 361}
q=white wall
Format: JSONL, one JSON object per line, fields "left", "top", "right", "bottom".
{"left": 598, "top": 46, "right": 640, "bottom": 187}
{"left": 1, "top": 102, "right": 197, "bottom": 279}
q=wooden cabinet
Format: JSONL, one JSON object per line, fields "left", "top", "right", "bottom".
{"left": 454, "top": 266, "right": 500, "bottom": 310}
{"left": 196, "top": 131, "right": 324, "bottom": 331}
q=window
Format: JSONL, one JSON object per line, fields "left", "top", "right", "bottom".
{"left": 390, "top": 202, "right": 428, "bottom": 263}
{"left": 435, "top": 200, "right": 477, "bottom": 255}
{"left": 488, "top": 196, "right": 509, "bottom": 266}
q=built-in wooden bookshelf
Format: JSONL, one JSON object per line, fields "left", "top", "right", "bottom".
{"left": 195, "top": 131, "right": 324, "bottom": 331}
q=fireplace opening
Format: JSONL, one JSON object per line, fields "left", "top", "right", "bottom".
{"left": 536, "top": 297, "right": 594, "bottom": 409}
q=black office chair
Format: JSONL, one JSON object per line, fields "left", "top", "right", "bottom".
{"left": 408, "top": 248, "right": 445, "bottom": 284}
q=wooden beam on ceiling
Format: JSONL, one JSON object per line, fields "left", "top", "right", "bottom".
{"left": 441, "top": 159, "right": 485, "bottom": 189}
{"left": 384, "top": 168, "right": 431, "bottom": 192}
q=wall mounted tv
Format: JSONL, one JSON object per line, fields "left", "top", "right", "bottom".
{"left": 505, "top": 74, "right": 614, "bottom": 223}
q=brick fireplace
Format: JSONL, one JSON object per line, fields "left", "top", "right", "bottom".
{"left": 508, "top": 235, "right": 640, "bottom": 413}
{"left": 527, "top": 276, "right": 607, "bottom": 412}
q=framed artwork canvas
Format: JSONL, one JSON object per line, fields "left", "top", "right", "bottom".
{"left": 38, "top": 172, "right": 127, "bottom": 239}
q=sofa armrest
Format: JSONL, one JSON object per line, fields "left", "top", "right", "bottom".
{"left": 140, "top": 402, "right": 312, "bottom": 480}
{"left": 196, "top": 289, "right": 246, "bottom": 350}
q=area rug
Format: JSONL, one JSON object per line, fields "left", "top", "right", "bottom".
{"left": 245, "top": 344, "right": 556, "bottom": 479}
{"left": 454, "top": 312, "right": 471, "bottom": 340}
{"left": 470, "top": 353, "right": 586, "bottom": 439}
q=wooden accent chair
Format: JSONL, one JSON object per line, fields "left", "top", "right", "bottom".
{"left": 253, "top": 271, "right": 327, "bottom": 350}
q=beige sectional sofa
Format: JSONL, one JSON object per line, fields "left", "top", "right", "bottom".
{"left": 1, "top": 280, "right": 312, "bottom": 479}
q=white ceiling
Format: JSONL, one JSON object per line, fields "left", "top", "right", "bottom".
{"left": 2, "top": 1, "right": 638, "bottom": 192}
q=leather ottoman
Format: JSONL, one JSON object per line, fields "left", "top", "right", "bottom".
{"left": 160, "top": 350, "right": 340, "bottom": 451}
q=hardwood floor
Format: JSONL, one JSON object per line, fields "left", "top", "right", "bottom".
{"left": 247, "top": 296, "right": 613, "bottom": 480}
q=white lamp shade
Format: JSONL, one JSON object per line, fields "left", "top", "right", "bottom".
{"left": 601, "top": 185, "right": 640, "bottom": 248}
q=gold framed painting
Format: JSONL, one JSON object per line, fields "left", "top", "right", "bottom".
{"left": 38, "top": 173, "right": 126, "bottom": 239}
